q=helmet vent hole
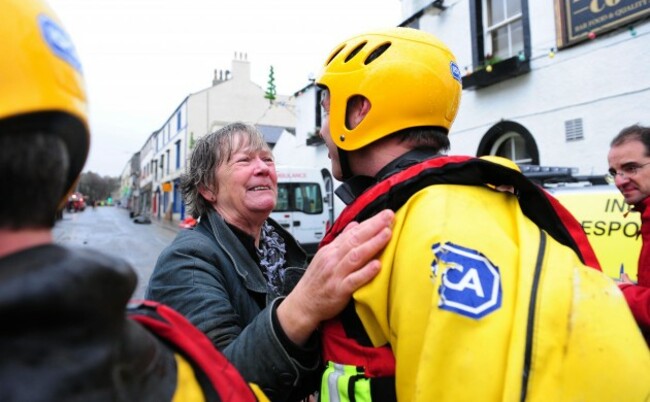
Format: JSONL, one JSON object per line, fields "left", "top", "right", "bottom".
{"left": 365, "top": 43, "right": 391, "bottom": 65}
{"left": 326, "top": 45, "right": 346, "bottom": 66}
{"left": 344, "top": 42, "right": 367, "bottom": 63}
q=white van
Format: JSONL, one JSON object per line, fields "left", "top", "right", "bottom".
{"left": 272, "top": 166, "right": 334, "bottom": 256}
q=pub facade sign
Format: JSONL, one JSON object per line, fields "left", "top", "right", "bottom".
{"left": 555, "top": 0, "right": 650, "bottom": 47}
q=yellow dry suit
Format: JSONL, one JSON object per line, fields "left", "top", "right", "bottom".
{"left": 319, "top": 155, "right": 650, "bottom": 402}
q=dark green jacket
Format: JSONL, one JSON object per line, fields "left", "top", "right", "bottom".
{"left": 147, "top": 209, "right": 318, "bottom": 402}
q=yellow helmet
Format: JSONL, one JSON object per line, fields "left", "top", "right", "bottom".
{"left": 316, "top": 27, "right": 462, "bottom": 151}
{"left": 0, "top": 0, "right": 89, "bottom": 200}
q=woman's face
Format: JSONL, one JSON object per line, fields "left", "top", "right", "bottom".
{"left": 212, "top": 136, "right": 278, "bottom": 227}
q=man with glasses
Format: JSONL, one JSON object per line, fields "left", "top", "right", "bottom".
{"left": 608, "top": 124, "right": 650, "bottom": 345}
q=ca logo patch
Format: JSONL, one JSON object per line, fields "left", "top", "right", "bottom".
{"left": 431, "top": 242, "right": 502, "bottom": 319}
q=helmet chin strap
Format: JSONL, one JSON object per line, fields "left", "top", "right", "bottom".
{"left": 338, "top": 148, "right": 354, "bottom": 181}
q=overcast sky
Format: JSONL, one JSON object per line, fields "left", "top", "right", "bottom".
{"left": 46, "top": 0, "right": 402, "bottom": 177}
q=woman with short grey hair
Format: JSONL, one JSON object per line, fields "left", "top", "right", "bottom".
{"left": 147, "top": 122, "right": 394, "bottom": 401}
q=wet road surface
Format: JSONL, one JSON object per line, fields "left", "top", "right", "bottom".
{"left": 53, "top": 206, "right": 179, "bottom": 299}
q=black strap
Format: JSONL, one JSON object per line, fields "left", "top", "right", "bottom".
{"left": 369, "top": 376, "right": 397, "bottom": 402}
{"left": 520, "top": 230, "right": 547, "bottom": 402}
{"left": 351, "top": 159, "right": 582, "bottom": 261}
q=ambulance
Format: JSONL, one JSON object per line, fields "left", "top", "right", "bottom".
{"left": 272, "top": 166, "right": 334, "bottom": 256}
{"left": 549, "top": 184, "right": 641, "bottom": 279}
{"left": 522, "top": 166, "right": 641, "bottom": 280}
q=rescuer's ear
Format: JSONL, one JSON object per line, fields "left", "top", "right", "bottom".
{"left": 345, "top": 95, "right": 372, "bottom": 130}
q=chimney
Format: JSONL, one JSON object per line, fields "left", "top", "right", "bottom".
{"left": 212, "top": 68, "right": 231, "bottom": 86}
{"left": 231, "top": 51, "right": 251, "bottom": 81}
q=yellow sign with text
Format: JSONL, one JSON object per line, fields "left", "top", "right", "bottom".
{"left": 550, "top": 185, "right": 641, "bottom": 280}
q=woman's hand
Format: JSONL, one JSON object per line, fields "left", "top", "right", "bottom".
{"left": 277, "top": 209, "right": 394, "bottom": 345}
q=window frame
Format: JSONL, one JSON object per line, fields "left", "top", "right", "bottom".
{"left": 490, "top": 131, "right": 533, "bottom": 164}
{"left": 482, "top": 0, "right": 524, "bottom": 61}
{"left": 470, "top": 0, "right": 530, "bottom": 71}
{"left": 273, "top": 182, "right": 324, "bottom": 215}
{"left": 476, "top": 120, "right": 539, "bottom": 165}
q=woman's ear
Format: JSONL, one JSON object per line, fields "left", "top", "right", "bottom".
{"left": 198, "top": 185, "right": 216, "bottom": 203}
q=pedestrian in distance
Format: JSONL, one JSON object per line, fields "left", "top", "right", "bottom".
{"left": 146, "top": 122, "right": 394, "bottom": 401}
{"left": 608, "top": 123, "right": 650, "bottom": 346}
{"left": 314, "top": 26, "right": 650, "bottom": 401}
{"left": 0, "top": 0, "right": 269, "bottom": 400}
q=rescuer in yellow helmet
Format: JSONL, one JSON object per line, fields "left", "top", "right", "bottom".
{"left": 315, "top": 27, "right": 650, "bottom": 401}
{"left": 0, "top": 0, "right": 268, "bottom": 400}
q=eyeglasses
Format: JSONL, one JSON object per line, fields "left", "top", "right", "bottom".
{"left": 607, "top": 162, "right": 650, "bottom": 180}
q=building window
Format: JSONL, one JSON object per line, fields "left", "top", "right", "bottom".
{"left": 464, "top": 0, "right": 530, "bottom": 89}
{"left": 476, "top": 120, "right": 539, "bottom": 165}
{"left": 177, "top": 111, "right": 182, "bottom": 131}
{"left": 490, "top": 132, "right": 531, "bottom": 164}
{"left": 166, "top": 150, "right": 170, "bottom": 175}
{"left": 482, "top": 0, "right": 523, "bottom": 61}
{"left": 175, "top": 140, "right": 181, "bottom": 169}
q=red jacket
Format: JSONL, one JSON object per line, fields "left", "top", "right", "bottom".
{"left": 620, "top": 196, "right": 650, "bottom": 343}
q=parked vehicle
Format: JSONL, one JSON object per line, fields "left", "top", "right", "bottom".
{"left": 521, "top": 165, "right": 641, "bottom": 280}
{"left": 179, "top": 216, "right": 197, "bottom": 229}
{"left": 547, "top": 184, "right": 640, "bottom": 280}
{"left": 65, "top": 192, "right": 86, "bottom": 213}
{"left": 271, "top": 166, "right": 331, "bottom": 256}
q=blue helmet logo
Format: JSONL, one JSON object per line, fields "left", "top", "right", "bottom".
{"left": 39, "top": 14, "right": 82, "bottom": 72}
{"left": 450, "top": 61, "right": 462, "bottom": 84}
{"left": 432, "top": 242, "right": 502, "bottom": 319}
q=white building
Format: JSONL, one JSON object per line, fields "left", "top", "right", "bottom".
{"left": 410, "top": 0, "right": 650, "bottom": 176}
{"left": 187, "top": 53, "right": 295, "bottom": 142}
{"left": 138, "top": 131, "right": 156, "bottom": 217}
{"left": 150, "top": 101, "right": 188, "bottom": 221}
{"left": 139, "top": 53, "right": 296, "bottom": 224}
{"left": 276, "top": 0, "right": 650, "bottom": 191}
